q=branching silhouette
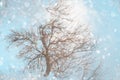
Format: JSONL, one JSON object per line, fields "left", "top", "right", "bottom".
{"left": 7, "top": 0, "right": 96, "bottom": 78}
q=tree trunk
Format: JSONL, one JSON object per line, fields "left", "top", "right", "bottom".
{"left": 44, "top": 55, "right": 51, "bottom": 77}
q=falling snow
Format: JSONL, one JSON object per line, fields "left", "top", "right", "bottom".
{"left": 0, "top": 0, "right": 120, "bottom": 80}
{"left": 0, "top": 57, "right": 3, "bottom": 65}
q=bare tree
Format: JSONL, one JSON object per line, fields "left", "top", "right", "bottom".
{"left": 7, "top": 0, "right": 96, "bottom": 79}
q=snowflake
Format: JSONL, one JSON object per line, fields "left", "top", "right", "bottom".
{"left": 88, "top": 0, "right": 93, "bottom": 8}
{"left": 96, "top": 50, "right": 100, "bottom": 54}
{"left": 104, "top": 48, "right": 108, "bottom": 51}
{"left": 102, "top": 55, "right": 105, "bottom": 59}
{"left": 7, "top": 20, "right": 11, "bottom": 24}
{"left": 107, "top": 53, "right": 111, "bottom": 56}
{"left": 0, "top": 57, "right": 3, "bottom": 65}
{"left": 0, "top": 1, "right": 3, "bottom": 7}
{"left": 98, "top": 38, "right": 103, "bottom": 42}
{"left": 114, "top": 28, "right": 117, "bottom": 32}
{"left": 52, "top": 77, "right": 57, "bottom": 80}
{"left": 0, "top": 33, "right": 5, "bottom": 39}
{"left": 111, "top": 12, "right": 117, "bottom": 17}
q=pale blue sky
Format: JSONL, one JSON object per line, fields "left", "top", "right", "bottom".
{"left": 92, "top": 0, "right": 120, "bottom": 79}
{"left": 0, "top": 0, "right": 120, "bottom": 79}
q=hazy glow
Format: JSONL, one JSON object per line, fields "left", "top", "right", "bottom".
{"left": 60, "top": 0, "right": 92, "bottom": 31}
